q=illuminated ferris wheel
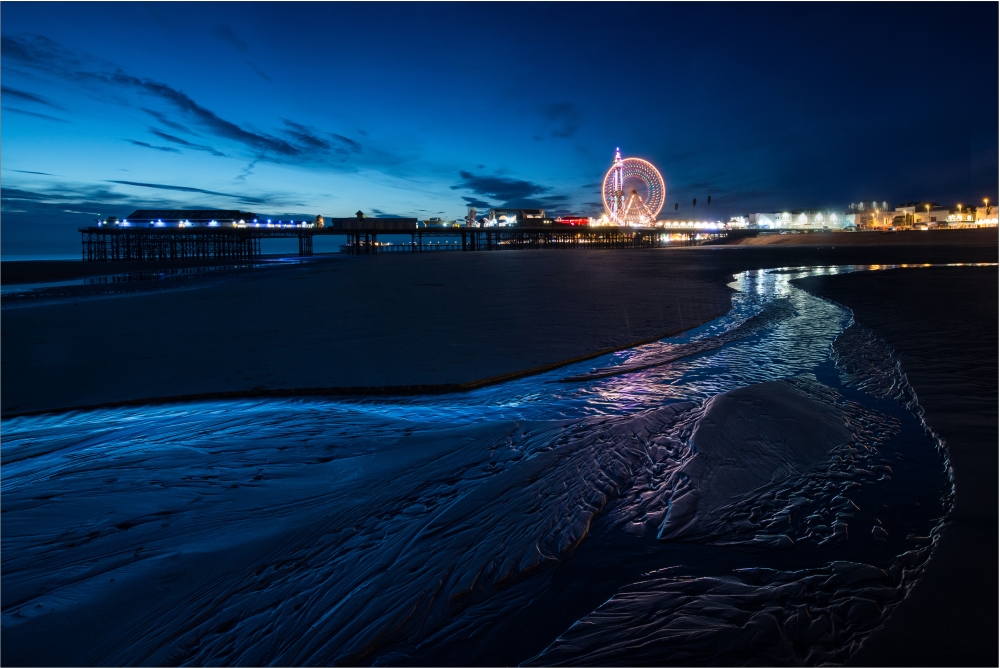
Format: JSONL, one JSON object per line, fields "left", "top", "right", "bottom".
{"left": 602, "top": 148, "right": 666, "bottom": 226}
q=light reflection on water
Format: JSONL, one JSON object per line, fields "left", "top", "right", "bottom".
{"left": 0, "top": 263, "right": 983, "bottom": 666}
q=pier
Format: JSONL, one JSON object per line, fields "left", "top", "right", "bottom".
{"left": 81, "top": 222, "right": 746, "bottom": 261}
{"left": 320, "top": 225, "right": 739, "bottom": 255}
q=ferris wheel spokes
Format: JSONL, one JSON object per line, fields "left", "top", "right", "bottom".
{"left": 602, "top": 149, "right": 666, "bottom": 226}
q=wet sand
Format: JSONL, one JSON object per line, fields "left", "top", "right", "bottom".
{"left": 1, "top": 249, "right": 996, "bottom": 665}
{"left": 795, "top": 266, "right": 998, "bottom": 666}
{"left": 0, "top": 268, "right": 953, "bottom": 667}
{"left": 2, "top": 235, "right": 996, "bottom": 416}
{"left": 1, "top": 251, "right": 734, "bottom": 415}
{"left": 0, "top": 257, "right": 266, "bottom": 285}
{"left": 725, "top": 228, "right": 998, "bottom": 246}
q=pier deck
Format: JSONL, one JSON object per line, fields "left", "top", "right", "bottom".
{"left": 80, "top": 224, "right": 744, "bottom": 261}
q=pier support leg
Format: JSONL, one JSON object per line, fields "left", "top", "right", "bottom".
{"left": 298, "top": 235, "right": 314, "bottom": 256}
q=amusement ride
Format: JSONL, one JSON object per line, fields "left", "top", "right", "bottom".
{"left": 602, "top": 148, "right": 666, "bottom": 226}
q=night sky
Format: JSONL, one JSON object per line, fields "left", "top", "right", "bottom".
{"left": 2, "top": 2, "right": 997, "bottom": 255}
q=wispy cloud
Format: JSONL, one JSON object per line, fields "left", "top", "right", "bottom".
{"left": 540, "top": 102, "right": 581, "bottom": 139}
{"left": 2, "top": 33, "right": 376, "bottom": 169}
{"left": 2, "top": 181, "right": 306, "bottom": 222}
{"left": 370, "top": 208, "right": 416, "bottom": 218}
{"left": 127, "top": 139, "right": 181, "bottom": 153}
{"left": 149, "top": 130, "right": 226, "bottom": 157}
{"left": 331, "top": 133, "right": 363, "bottom": 152}
{"left": 105, "top": 180, "right": 268, "bottom": 204}
{"left": 211, "top": 25, "right": 273, "bottom": 82}
{"left": 234, "top": 158, "right": 259, "bottom": 183}
{"left": 7, "top": 169, "right": 55, "bottom": 176}
{"left": 3, "top": 106, "right": 70, "bottom": 123}
{"left": 2, "top": 184, "right": 133, "bottom": 204}
{"left": 280, "top": 120, "right": 333, "bottom": 151}
{"left": 1, "top": 84, "right": 65, "bottom": 110}
{"left": 246, "top": 59, "right": 273, "bottom": 83}
{"left": 142, "top": 107, "right": 194, "bottom": 134}
{"left": 212, "top": 25, "right": 248, "bottom": 53}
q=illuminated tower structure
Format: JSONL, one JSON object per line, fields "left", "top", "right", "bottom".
{"left": 609, "top": 148, "right": 625, "bottom": 224}
{"left": 602, "top": 148, "right": 666, "bottom": 226}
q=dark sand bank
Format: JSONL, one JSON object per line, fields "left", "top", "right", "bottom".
{"left": 725, "top": 228, "right": 998, "bottom": 246}
{"left": 2, "top": 238, "right": 996, "bottom": 416}
{"left": 795, "top": 266, "right": 998, "bottom": 666}
{"left": 2, "top": 251, "right": 732, "bottom": 415}
{"left": 0, "top": 257, "right": 281, "bottom": 285}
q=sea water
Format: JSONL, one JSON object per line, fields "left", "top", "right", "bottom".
{"left": 0, "top": 266, "right": 953, "bottom": 666}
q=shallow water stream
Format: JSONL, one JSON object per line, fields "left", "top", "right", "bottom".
{"left": 1, "top": 265, "right": 956, "bottom": 666}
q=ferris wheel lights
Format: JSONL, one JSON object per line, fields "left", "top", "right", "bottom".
{"left": 602, "top": 150, "right": 666, "bottom": 226}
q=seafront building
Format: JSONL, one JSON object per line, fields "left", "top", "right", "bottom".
{"left": 973, "top": 204, "right": 998, "bottom": 226}
{"left": 746, "top": 211, "right": 852, "bottom": 230}
{"left": 743, "top": 202, "right": 998, "bottom": 231}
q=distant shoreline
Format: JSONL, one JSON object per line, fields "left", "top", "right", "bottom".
{"left": 3, "top": 228, "right": 995, "bottom": 286}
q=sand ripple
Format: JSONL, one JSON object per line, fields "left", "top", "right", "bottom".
{"left": 0, "top": 266, "right": 953, "bottom": 666}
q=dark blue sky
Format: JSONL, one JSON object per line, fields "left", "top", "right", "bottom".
{"left": 2, "top": 2, "right": 997, "bottom": 254}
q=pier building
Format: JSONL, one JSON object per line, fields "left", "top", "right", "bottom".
{"left": 101, "top": 210, "right": 261, "bottom": 228}
{"left": 477, "top": 208, "right": 549, "bottom": 227}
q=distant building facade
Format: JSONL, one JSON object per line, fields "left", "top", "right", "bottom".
{"left": 748, "top": 211, "right": 853, "bottom": 230}
{"left": 975, "top": 204, "right": 998, "bottom": 226}
{"left": 744, "top": 201, "right": 998, "bottom": 231}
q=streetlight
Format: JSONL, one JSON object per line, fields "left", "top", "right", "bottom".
{"left": 925, "top": 203, "right": 930, "bottom": 225}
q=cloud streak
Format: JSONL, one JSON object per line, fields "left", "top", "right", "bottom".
{"left": 149, "top": 130, "right": 226, "bottom": 157}
{"left": 2, "top": 106, "right": 70, "bottom": 123}
{"left": 2, "top": 84, "right": 65, "bottom": 110}
{"left": 212, "top": 25, "right": 248, "bottom": 53}
{"left": 105, "top": 180, "right": 268, "bottom": 204}
{"left": 540, "top": 102, "right": 580, "bottom": 138}
{"left": 142, "top": 107, "right": 194, "bottom": 134}
{"left": 127, "top": 139, "right": 181, "bottom": 153}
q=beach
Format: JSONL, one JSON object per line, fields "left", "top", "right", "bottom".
{"left": 1, "top": 233, "right": 996, "bottom": 665}
{"left": 795, "top": 266, "right": 998, "bottom": 666}
{"left": 2, "top": 230, "right": 996, "bottom": 416}
{"left": 723, "top": 228, "right": 997, "bottom": 246}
